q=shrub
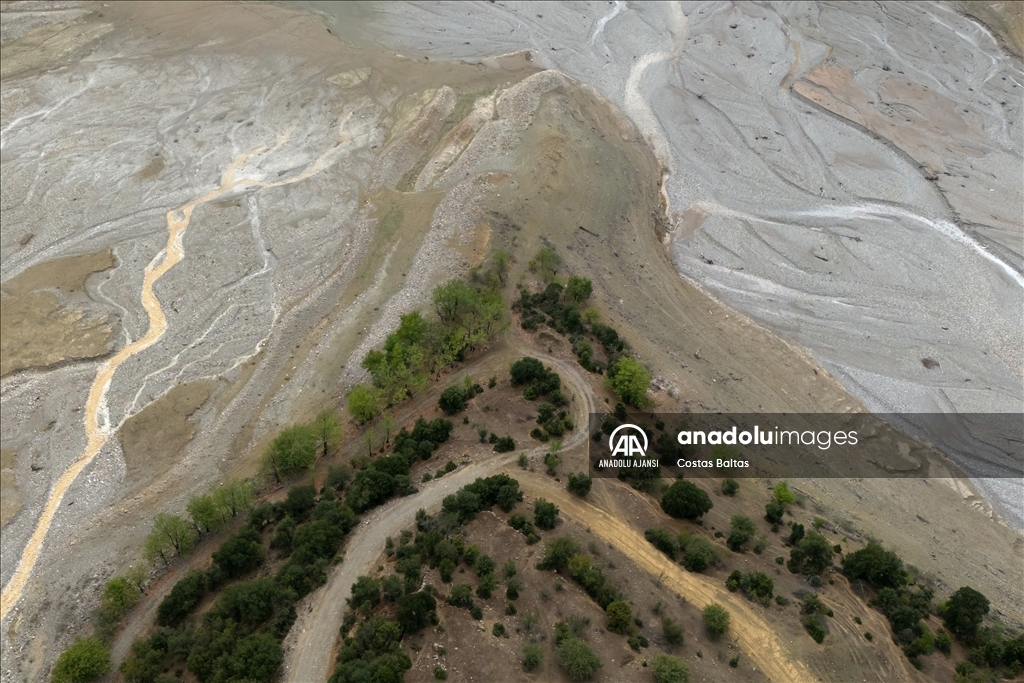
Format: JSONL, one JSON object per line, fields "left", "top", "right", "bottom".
{"left": 651, "top": 654, "right": 690, "bottom": 683}
{"left": 52, "top": 637, "right": 110, "bottom": 683}
{"left": 494, "top": 436, "right": 516, "bottom": 453}
{"left": 702, "top": 603, "right": 730, "bottom": 638}
{"left": 557, "top": 637, "right": 602, "bottom": 681}
{"left": 492, "top": 623, "right": 508, "bottom": 638}
{"left": 565, "top": 276, "right": 593, "bottom": 303}
{"left": 764, "top": 500, "right": 785, "bottom": 524}
{"left": 727, "top": 515, "right": 757, "bottom": 552}
{"left": 567, "top": 472, "right": 592, "bottom": 497}
{"left": 534, "top": 499, "right": 559, "bottom": 530}
{"left": 682, "top": 536, "right": 718, "bottom": 573}
{"left": 522, "top": 643, "right": 543, "bottom": 672}
{"left": 720, "top": 478, "right": 739, "bottom": 496}
{"left": 538, "top": 537, "right": 580, "bottom": 571}
{"left": 605, "top": 601, "right": 632, "bottom": 634}
{"left": 802, "top": 614, "right": 827, "bottom": 643}
{"left": 773, "top": 482, "right": 796, "bottom": 505}
{"left": 936, "top": 630, "right": 953, "bottom": 655}
{"left": 156, "top": 569, "right": 207, "bottom": 626}
{"left": 213, "top": 527, "right": 265, "bottom": 579}
{"left": 661, "top": 480, "right": 713, "bottom": 520}
{"left": 434, "top": 666, "right": 447, "bottom": 680}
{"left": 662, "top": 617, "right": 684, "bottom": 645}
{"left": 439, "top": 385, "right": 468, "bottom": 414}
{"left": 645, "top": 528, "right": 679, "bottom": 558}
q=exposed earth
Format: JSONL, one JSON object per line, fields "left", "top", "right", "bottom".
{"left": 1, "top": 2, "right": 1021, "bottom": 682}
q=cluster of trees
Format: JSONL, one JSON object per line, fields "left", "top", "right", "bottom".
{"left": 437, "top": 377, "right": 483, "bottom": 414}
{"left": 509, "top": 356, "right": 565, "bottom": 403}
{"left": 329, "top": 614, "right": 417, "bottom": 683}
{"left": 508, "top": 513, "right": 541, "bottom": 544}
{"left": 726, "top": 570, "right": 774, "bottom": 606}
{"left": 537, "top": 537, "right": 625, "bottom": 614}
{"left": 440, "top": 473, "right": 522, "bottom": 523}
{"left": 120, "top": 484, "right": 358, "bottom": 683}
{"left": 344, "top": 417, "right": 452, "bottom": 513}
{"left": 530, "top": 401, "right": 575, "bottom": 442}
{"left": 843, "top": 542, "right": 1023, "bottom": 674}
{"left": 349, "top": 260, "right": 509, "bottom": 423}
{"left": 264, "top": 411, "right": 341, "bottom": 482}
{"left": 800, "top": 594, "right": 832, "bottom": 644}
{"left": 145, "top": 480, "right": 254, "bottom": 566}
{"left": 643, "top": 528, "right": 720, "bottom": 573}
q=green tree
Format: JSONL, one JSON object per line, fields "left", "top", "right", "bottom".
{"left": 661, "top": 480, "right": 713, "bottom": 520}
{"left": 52, "top": 637, "right": 109, "bottom": 683}
{"left": 186, "top": 493, "right": 224, "bottom": 534}
{"left": 773, "top": 482, "right": 796, "bottom": 505}
{"left": 532, "top": 247, "right": 563, "bottom": 282}
{"left": 432, "top": 279, "right": 477, "bottom": 324}
{"left": 702, "top": 603, "right": 730, "bottom": 638}
{"left": 841, "top": 543, "right": 906, "bottom": 589}
{"left": 144, "top": 513, "right": 196, "bottom": 565}
{"left": 605, "top": 600, "right": 632, "bottom": 634}
{"left": 557, "top": 636, "right": 601, "bottom": 681}
{"left": 567, "top": 473, "right": 592, "bottom": 497}
{"left": 312, "top": 410, "right": 341, "bottom": 457}
{"left": 229, "top": 633, "right": 282, "bottom": 682}
{"left": 720, "top": 478, "right": 739, "bottom": 496}
{"left": 727, "top": 515, "right": 757, "bottom": 552}
{"left": 651, "top": 654, "right": 690, "bottom": 683}
{"left": 212, "top": 527, "right": 265, "bottom": 578}
{"left": 439, "top": 385, "right": 468, "bottom": 414}
{"left": 347, "top": 384, "right": 382, "bottom": 424}
{"left": 213, "top": 480, "right": 253, "bottom": 520}
{"left": 538, "top": 536, "right": 581, "bottom": 571}
{"left": 522, "top": 643, "right": 543, "bottom": 672}
{"left": 534, "top": 499, "right": 559, "bottom": 530}
{"left": 608, "top": 357, "right": 651, "bottom": 407}
{"left": 682, "top": 536, "right": 718, "bottom": 572}
{"left": 264, "top": 425, "right": 317, "bottom": 482}
{"left": 787, "top": 531, "right": 834, "bottom": 576}
{"left": 942, "top": 586, "right": 989, "bottom": 641}
{"left": 492, "top": 249, "right": 512, "bottom": 285}
{"left": 99, "top": 576, "right": 140, "bottom": 624}
{"left": 565, "top": 276, "right": 593, "bottom": 304}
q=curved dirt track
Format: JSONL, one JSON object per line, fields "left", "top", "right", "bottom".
{"left": 280, "top": 349, "right": 594, "bottom": 683}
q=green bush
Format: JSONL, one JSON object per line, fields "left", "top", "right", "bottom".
{"left": 661, "top": 480, "right": 713, "bottom": 520}
{"left": 802, "top": 614, "right": 827, "bottom": 643}
{"left": 787, "top": 532, "right": 834, "bottom": 576}
{"left": 720, "top": 478, "right": 739, "bottom": 496}
{"left": 534, "top": 499, "right": 559, "bottom": 530}
{"left": 494, "top": 435, "right": 516, "bottom": 453}
{"left": 567, "top": 473, "right": 592, "bottom": 497}
{"left": 607, "top": 357, "right": 651, "bottom": 407}
{"left": 52, "top": 637, "right": 110, "bottom": 683}
{"left": 645, "top": 528, "right": 679, "bottom": 558}
{"left": 841, "top": 542, "right": 906, "bottom": 589}
{"left": 605, "top": 600, "right": 632, "bottom": 634}
{"left": 522, "top": 643, "right": 543, "bottom": 672}
{"left": 264, "top": 424, "right": 317, "bottom": 481}
{"left": 727, "top": 515, "right": 757, "bottom": 552}
{"left": 557, "top": 636, "right": 602, "bottom": 681}
{"left": 943, "top": 586, "right": 989, "bottom": 641}
{"left": 651, "top": 653, "right": 690, "bottom": 683}
{"left": 702, "top": 603, "right": 730, "bottom": 639}
{"left": 681, "top": 536, "right": 718, "bottom": 573}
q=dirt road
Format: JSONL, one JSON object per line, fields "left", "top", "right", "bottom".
{"left": 279, "top": 351, "right": 593, "bottom": 683}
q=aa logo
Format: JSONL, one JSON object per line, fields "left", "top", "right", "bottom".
{"left": 609, "top": 424, "right": 648, "bottom": 458}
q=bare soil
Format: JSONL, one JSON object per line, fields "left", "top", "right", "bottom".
{"left": 0, "top": 248, "right": 119, "bottom": 377}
